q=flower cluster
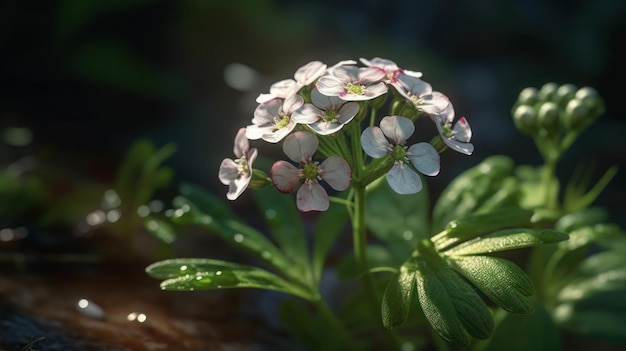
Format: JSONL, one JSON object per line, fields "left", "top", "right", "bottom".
{"left": 219, "top": 58, "right": 474, "bottom": 212}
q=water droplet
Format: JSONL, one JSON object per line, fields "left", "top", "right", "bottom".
{"left": 233, "top": 233, "right": 244, "bottom": 243}
{"left": 265, "top": 209, "right": 277, "bottom": 219}
{"left": 180, "top": 265, "right": 188, "bottom": 271}
{"left": 215, "top": 271, "right": 222, "bottom": 276}
{"left": 174, "top": 209, "right": 185, "bottom": 218}
{"left": 76, "top": 298, "right": 105, "bottom": 319}
{"left": 402, "top": 230, "right": 413, "bottom": 241}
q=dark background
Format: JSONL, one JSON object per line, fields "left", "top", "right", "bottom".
{"left": 1, "top": 0, "right": 625, "bottom": 226}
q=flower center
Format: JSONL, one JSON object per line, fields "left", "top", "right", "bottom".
{"left": 391, "top": 144, "right": 408, "bottom": 163}
{"left": 442, "top": 124, "right": 453, "bottom": 138}
{"left": 407, "top": 92, "right": 423, "bottom": 106}
{"left": 236, "top": 156, "right": 249, "bottom": 175}
{"left": 323, "top": 110, "right": 338, "bottom": 123}
{"left": 346, "top": 82, "right": 365, "bottom": 95}
{"left": 301, "top": 161, "right": 319, "bottom": 181}
{"left": 274, "top": 114, "right": 291, "bottom": 129}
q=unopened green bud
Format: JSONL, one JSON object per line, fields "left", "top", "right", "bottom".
{"left": 248, "top": 169, "right": 270, "bottom": 189}
{"left": 564, "top": 99, "right": 590, "bottom": 131}
{"left": 517, "top": 87, "right": 539, "bottom": 106}
{"left": 512, "top": 104, "right": 537, "bottom": 135}
{"left": 537, "top": 82, "right": 558, "bottom": 102}
{"left": 554, "top": 83, "right": 577, "bottom": 107}
{"left": 575, "top": 86, "right": 605, "bottom": 119}
{"left": 537, "top": 102, "right": 561, "bottom": 137}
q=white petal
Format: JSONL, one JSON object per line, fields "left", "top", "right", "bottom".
{"left": 232, "top": 128, "right": 249, "bottom": 158}
{"left": 245, "top": 124, "right": 268, "bottom": 140}
{"left": 336, "top": 102, "right": 360, "bottom": 124}
{"left": 380, "top": 116, "right": 414, "bottom": 145}
{"left": 407, "top": 143, "right": 440, "bottom": 176}
{"left": 308, "top": 121, "right": 344, "bottom": 135}
{"left": 453, "top": 117, "right": 472, "bottom": 143}
{"left": 261, "top": 120, "right": 296, "bottom": 143}
{"left": 270, "top": 161, "right": 301, "bottom": 193}
{"left": 358, "top": 67, "right": 386, "bottom": 83}
{"left": 218, "top": 158, "right": 239, "bottom": 185}
{"left": 320, "top": 156, "right": 351, "bottom": 191}
{"left": 444, "top": 138, "right": 475, "bottom": 155}
{"left": 291, "top": 104, "right": 323, "bottom": 124}
{"left": 420, "top": 92, "right": 451, "bottom": 116}
{"left": 294, "top": 61, "right": 327, "bottom": 85}
{"left": 386, "top": 163, "right": 423, "bottom": 194}
{"left": 228, "top": 175, "right": 251, "bottom": 200}
{"left": 311, "top": 88, "right": 341, "bottom": 110}
{"left": 361, "top": 126, "right": 391, "bottom": 158}
{"left": 316, "top": 76, "right": 346, "bottom": 97}
{"left": 283, "top": 131, "right": 318, "bottom": 162}
{"left": 297, "top": 182, "right": 329, "bottom": 212}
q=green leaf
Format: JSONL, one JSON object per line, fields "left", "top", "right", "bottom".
{"left": 365, "top": 177, "right": 429, "bottom": 262}
{"left": 558, "top": 267, "right": 626, "bottom": 302}
{"left": 312, "top": 201, "right": 348, "bottom": 284}
{"left": 144, "top": 217, "right": 175, "bottom": 244}
{"left": 382, "top": 265, "right": 416, "bottom": 329}
{"left": 564, "top": 164, "right": 618, "bottom": 213}
{"left": 555, "top": 299, "right": 626, "bottom": 344}
{"left": 485, "top": 302, "right": 561, "bottom": 351}
{"left": 146, "top": 258, "right": 310, "bottom": 298}
{"left": 432, "top": 207, "right": 534, "bottom": 251}
{"left": 516, "top": 164, "right": 560, "bottom": 210}
{"left": 555, "top": 207, "right": 608, "bottom": 232}
{"left": 450, "top": 256, "right": 534, "bottom": 313}
{"left": 443, "top": 228, "right": 568, "bottom": 256}
{"left": 432, "top": 155, "right": 515, "bottom": 232}
{"left": 252, "top": 186, "right": 309, "bottom": 271}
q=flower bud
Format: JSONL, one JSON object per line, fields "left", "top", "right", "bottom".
{"left": 516, "top": 87, "right": 538, "bottom": 106}
{"left": 575, "top": 86, "right": 605, "bottom": 119}
{"left": 537, "top": 102, "right": 561, "bottom": 137}
{"left": 554, "top": 83, "right": 577, "bottom": 107}
{"left": 512, "top": 104, "right": 537, "bottom": 135}
{"left": 248, "top": 169, "right": 271, "bottom": 189}
{"left": 537, "top": 82, "right": 558, "bottom": 103}
{"left": 564, "top": 98, "right": 590, "bottom": 131}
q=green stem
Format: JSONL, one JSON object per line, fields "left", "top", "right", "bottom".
{"left": 352, "top": 186, "right": 403, "bottom": 349}
{"left": 542, "top": 158, "right": 558, "bottom": 211}
{"left": 312, "top": 297, "right": 357, "bottom": 351}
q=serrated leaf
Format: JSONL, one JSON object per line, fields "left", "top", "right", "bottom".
{"left": 485, "top": 302, "right": 561, "bottom": 351}
{"left": 450, "top": 256, "right": 534, "bottom": 313}
{"left": 382, "top": 265, "right": 416, "bottom": 329}
{"left": 144, "top": 217, "right": 175, "bottom": 244}
{"left": 146, "top": 258, "right": 309, "bottom": 298}
{"left": 443, "top": 228, "right": 568, "bottom": 256}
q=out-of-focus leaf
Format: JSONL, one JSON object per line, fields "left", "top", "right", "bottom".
{"left": 555, "top": 207, "right": 608, "bottom": 232}
{"left": 382, "top": 265, "right": 415, "bottom": 329}
{"left": 312, "top": 201, "right": 348, "bottom": 284}
{"left": 146, "top": 258, "right": 311, "bottom": 298}
{"left": 366, "top": 178, "right": 430, "bottom": 251}
{"left": 516, "top": 164, "right": 559, "bottom": 211}
{"left": 564, "top": 164, "right": 618, "bottom": 213}
{"left": 558, "top": 267, "right": 626, "bottom": 302}
{"left": 252, "top": 186, "right": 309, "bottom": 272}
{"left": 485, "top": 302, "right": 561, "bottom": 351}
{"left": 144, "top": 217, "right": 175, "bottom": 244}
{"left": 443, "top": 228, "right": 567, "bottom": 256}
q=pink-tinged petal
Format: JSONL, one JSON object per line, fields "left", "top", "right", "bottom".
{"left": 320, "top": 156, "right": 351, "bottom": 191}
{"left": 255, "top": 80, "right": 297, "bottom": 103}
{"left": 380, "top": 116, "right": 414, "bottom": 145}
{"left": 245, "top": 124, "right": 268, "bottom": 140}
{"left": 283, "top": 131, "right": 318, "bottom": 162}
{"left": 453, "top": 117, "right": 472, "bottom": 143}
{"left": 361, "top": 126, "right": 392, "bottom": 158}
{"left": 403, "top": 69, "right": 423, "bottom": 78}
{"left": 247, "top": 147, "right": 258, "bottom": 168}
{"left": 332, "top": 66, "right": 358, "bottom": 82}
{"left": 253, "top": 99, "right": 282, "bottom": 123}
{"left": 386, "top": 162, "right": 423, "bottom": 195}
{"left": 419, "top": 92, "right": 451, "bottom": 116}
{"left": 218, "top": 158, "right": 239, "bottom": 185}
{"left": 294, "top": 61, "right": 327, "bottom": 85}
{"left": 444, "top": 138, "right": 475, "bottom": 155}
{"left": 394, "top": 74, "right": 432, "bottom": 98}
{"left": 296, "top": 182, "right": 329, "bottom": 212}
{"left": 292, "top": 104, "right": 323, "bottom": 124}
{"left": 283, "top": 94, "right": 305, "bottom": 114}
{"left": 232, "top": 128, "right": 249, "bottom": 158}
{"left": 407, "top": 143, "right": 440, "bottom": 176}
{"left": 270, "top": 160, "right": 301, "bottom": 193}
{"left": 361, "top": 82, "right": 388, "bottom": 99}
{"left": 255, "top": 93, "right": 274, "bottom": 104}
{"left": 358, "top": 67, "right": 386, "bottom": 84}
{"left": 316, "top": 76, "right": 346, "bottom": 97}
{"left": 359, "top": 57, "right": 399, "bottom": 71}
{"left": 308, "top": 121, "right": 344, "bottom": 135}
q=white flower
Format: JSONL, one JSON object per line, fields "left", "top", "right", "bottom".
{"left": 256, "top": 61, "right": 328, "bottom": 103}
{"left": 245, "top": 94, "right": 304, "bottom": 143}
{"left": 270, "top": 131, "right": 351, "bottom": 212}
{"left": 431, "top": 104, "right": 474, "bottom": 155}
{"left": 361, "top": 116, "right": 440, "bottom": 194}
{"left": 218, "top": 128, "right": 258, "bottom": 200}
{"left": 392, "top": 74, "right": 451, "bottom": 115}
{"left": 291, "top": 88, "right": 360, "bottom": 135}
{"left": 316, "top": 65, "right": 388, "bottom": 101}
{"left": 359, "top": 57, "right": 422, "bottom": 83}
